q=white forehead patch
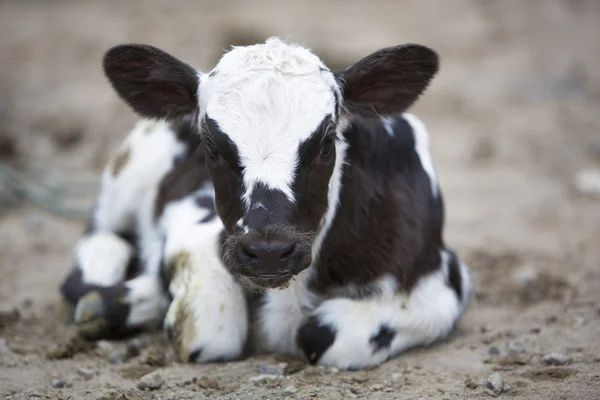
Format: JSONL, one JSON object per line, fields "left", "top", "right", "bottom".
{"left": 198, "top": 38, "right": 338, "bottom": 203}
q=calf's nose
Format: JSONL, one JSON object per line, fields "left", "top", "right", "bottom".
{"left": 237, "top": 239, "right": 297, "bottom": 275}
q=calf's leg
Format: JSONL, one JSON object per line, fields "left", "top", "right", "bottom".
{"left": 296, "top": 249, "right": 472, "bottom": 370}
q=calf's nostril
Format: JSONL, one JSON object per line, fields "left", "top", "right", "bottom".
{"left": 280, "top": 242, "right": 296, "bottom": 260}
{"left": 241, "top": 244, "right": 258, "bottom": 260}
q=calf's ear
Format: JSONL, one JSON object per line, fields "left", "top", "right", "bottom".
{"left": 336, "top": 44, "right": 439, "bottom": 117}
{"left": 103, "top": 44, "right": 200, "bottom": 119}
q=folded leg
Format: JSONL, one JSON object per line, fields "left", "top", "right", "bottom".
{"left": 161, "top": 194, "right": 249, "bottom": 363}
{"left": 60, "top": 119, "right": 185, "bottom": 338}
{"left": 296, "top": 249, "right": 472, "bottom": 370}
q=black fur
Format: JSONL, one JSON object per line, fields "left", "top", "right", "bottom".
{"left": 369, "top": 324, "right": 396, "bottom": 352}
{"left": 446, "top": 249, "right": 463, "bottom": 301}
{"left": 296, "top": 315, "right": 336, "bottom": 364}
{"left": 103, "top": 44, "right": 199, "bottom": 120}
{"left": 311, "top": 114, "right": 443, "bottom": 294}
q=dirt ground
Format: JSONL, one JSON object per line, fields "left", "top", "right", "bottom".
{"left": 1, "top": 0, "right": 600, "bottom": 399}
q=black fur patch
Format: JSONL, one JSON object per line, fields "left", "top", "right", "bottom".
{"left": 446, "top": 249, "right": 463, "bottom": 301}
{"left": 369, "top": 324, "right": 396, "bottom": 352}
{"left": 60, "top": 267, "right": 132, "bottom": 339}
{"left": 189, "top": 347, "right": 203, "bottom": 362}
{"left": 310, "top": 114, "right": 443, "bottom": 294}
{"left": 296, "top": 315, "right": 336, "bottom": 364}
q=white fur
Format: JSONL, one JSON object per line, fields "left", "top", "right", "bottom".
{"left": 75, "top": 232, "right": 133, "bottom": 286}
{"left": 381, "top": 116, "right": 395, "bottom": 137}
{"left": 198, "top": 38, "right": 337, "bottom": 204}
{"left": 313, "top": 262, "right": 469, "bottom": 370}
{"left": 86, "top": 119, "right": 186, "bottom": 329}
{"left": 258, "top": 268, "right": 319, "bottom": 356}
{"left": 94, "top": 119, "right": 186, "bottom": 232}
{"left": 124, "top": 274, "right": 169, "bottom": 328}
{"left": 403, "top": 113, "right": 439, "bottom": 197}
{"left": 162, "top": 199, "right": 248, "bottom": 362}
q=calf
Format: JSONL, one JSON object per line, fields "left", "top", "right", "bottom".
{"left": 60, "top": 38, "right": 472, "bottom": 369}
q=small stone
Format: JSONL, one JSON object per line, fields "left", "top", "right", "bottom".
{"left": 51, "top": 379, "right": 70, "bottom": 388}
{"left": 329, "top": 367, "right": 339, "bottom": 373}
{"left": 76, "top": 367, "right": 95, "bottom": 379}
{"left": 507, "top": 341, "right": 527, "bottom": 354}
{"left": 195, "top": 376, "right": 221, "bottom": 390}
{"left": 108, "top": 351, "right": 127, "bottom": 364}
{"left": 484, "top": 388, "right": 499, "bottom": 397}
{"left": 488, "top": 346, "right": 502, "bottom": 356}
{"left": 137, "top": 371, "right": 165, "bottom": 391}
{"left": 542, "top": 352, "right": 571, "bottom": 365}
{"left": 391, "top": 373, "right": 402, "bottom": 380}
{"left": 465, "top": 378, "right": 478, "bottom": 390}
{"left": 480, "top": 323, "right": 492, "bottom": 333}
{"left": 95, "top": 340, "right": 114, "bottom": 356}
{"left": 283, "top": 385, "right": 298, "bottom": 395}
{"left": 369, "top": 384, "right": 384, "bottom": 391}
{"left": 142, "top": 348, "right": 166, "bottom": 367}
{"left": 248, "top": 374, "right": 281, "bottom": 383}
{"left": 128, "top": 335, "right": 152, "bottom": 351}
{"left": 259, "top": 363, "right": 285, "bottom": 375}
{"left": 486, "top": 373, "right": 503, "bottom": 395}
{"left": 503, "top": 384, "right": 512, "bottom": 392}
{"left": 282, "top": 359, "right": 306, "bottom": 375}
{"left": 530, "top": 327, "right": 541, "bottom": 334}
{"left": 574, "top": 168, "right": 600, "bottom": 198}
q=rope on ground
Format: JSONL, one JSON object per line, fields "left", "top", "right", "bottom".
{"left": 0, "top": 163, "right": 97, "bottom": 219}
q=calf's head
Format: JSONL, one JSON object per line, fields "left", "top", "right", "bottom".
{"left": 103, "top": 38, "right": 439, "bottom": 289}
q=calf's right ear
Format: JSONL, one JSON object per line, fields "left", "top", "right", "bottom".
{"left": 103, "top": 44, "right": 200, "bottom": 119}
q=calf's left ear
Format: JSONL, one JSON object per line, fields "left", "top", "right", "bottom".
{"left": 336, "top": 44, "right": 439, "bottom": 117}
{"left": 103, "top": 44, "right": 200, "bottom": 120}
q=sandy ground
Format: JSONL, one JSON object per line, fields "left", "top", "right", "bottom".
{"left": 1, "top": 0, "right": 600, "bottom": 399}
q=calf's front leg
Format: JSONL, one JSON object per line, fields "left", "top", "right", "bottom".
{"left": 296, "top": 251, "right": 472, "bottom": 370}
{"left": 161, "top": 213, "right": 249, "bottom": 363}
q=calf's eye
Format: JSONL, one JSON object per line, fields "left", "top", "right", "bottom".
{"left": 320, "top": 136, "right": 335, "bottom": 158}
{"left": 206, "top": 142, "right": 220, "bottom": 160}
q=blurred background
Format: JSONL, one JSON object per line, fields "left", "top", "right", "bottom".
{"left": 0, "top": 1, "right": 599, "bottom": 399}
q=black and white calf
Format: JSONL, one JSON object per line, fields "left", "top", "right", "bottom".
{"left": 60, "top": 38, "right": 472, "bottom": 369}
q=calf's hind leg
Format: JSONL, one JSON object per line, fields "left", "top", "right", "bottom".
{"left": 60, "top": 119, "right": 185, "bottom": 338}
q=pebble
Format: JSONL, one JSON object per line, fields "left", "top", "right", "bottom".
{"left": 507, "top": 341, "right": 527, "bottom": 354}
{"left": 486, "top": 373, "right": 503, "bottom": 395}
{"left": 543, "top": 352, "right": 571, "bottom": 365}
{"left": 51, "top": 379, "right": 70, "bottom": 389}
{"left": 391, "top": 373, "right": 402, "bottom": 380}
{"left": 76, "top": 367, "right": 95, "bottom": 379}
{"left": 574, "top": 168, "right": 600, "bottom": 198}
{"left": 248, "top": 374, "right": 281, "bottom": 383}
{"left": 259, "top": 363, "right": 285, "bottom": 375}
{"left": 283, "top": 385, "right": 298, "bottom": 395}
{"left": 369, "top": 384, "right": 384, "bottom": 391}
{"left": 95, "top": 340, "right": 114, "bottom": 356}
{"left": 488, "top": 346, "right": 503, "bottom": 356}
{"left": 108, "top": 351, "right": 127, "bottom": 364}
{"left": 137, "top": 371, "right": 165, "bottom": 391}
